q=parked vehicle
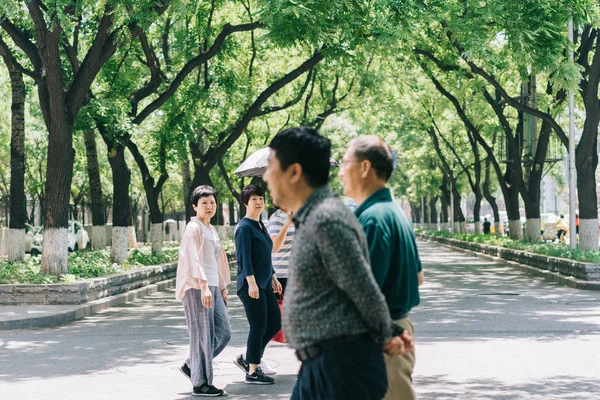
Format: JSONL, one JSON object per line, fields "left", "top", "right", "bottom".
{"left": 30, "top": 221, "right": 90, "bottom": 256}
{"left": 24, "top": 223, "right": 39, "bottom": 253}
{"left": 540, "top": 213, "right": 559, "bottom": 241}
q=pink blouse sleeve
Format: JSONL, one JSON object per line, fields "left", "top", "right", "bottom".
{"left": 175, "top": 223, "right": 207, "bottom": 300}
{"left": 217, "top": 247, "right": 231, "bottom": 291}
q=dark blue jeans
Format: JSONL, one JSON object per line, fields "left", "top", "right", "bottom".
{"left": 291, "top": 337, "right": 388, "bottom": 400}
{"left": 238, "top": 284, "right": 282, "bottom": 364}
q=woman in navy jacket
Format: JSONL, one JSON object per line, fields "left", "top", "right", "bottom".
{"left": 233, "top": 184, "right": 282, "bottom": 385}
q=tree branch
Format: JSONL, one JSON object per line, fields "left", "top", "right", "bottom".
{"left": 218, "top": 159, "right": 240, "bottom": 199}
{"left": 441, "top": 22, "right": 569, "bottom": 148}
{"left": 206, "top": 48, "right": 324, "bottom": 170}
{"left": 129, "top": 32, "right": 165, "bottom": 116}
{"left": 302, "top": 68, "right": 317, "bottom": 124}
{"left": 162, "top": 16, "right": 172, "bottom": 72}
{"left": 203, "top": 48, "right": 325, "bottom": 169}
{"left": 0, "top": 19, "right": 41, "bottom": 70}
{"left": 256, "top": 67, "right": 314, "bottom": 116}
{"left": 0, "top": 36, "right": 36, "bottom": 78}
{"left": 67, "top": 3, "right": 169, "bottom": 117}
{"left": 133, "top": 22, "right": 262, "bottom": 125}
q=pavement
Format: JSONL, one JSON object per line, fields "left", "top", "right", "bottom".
{"left": 1, "top": 240, "right": 600, "bottom": 399}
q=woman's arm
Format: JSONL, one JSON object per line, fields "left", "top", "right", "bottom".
{"left": 271, "top": 222, "right": 291, "bottom": 252}
{"left": 268, "top": 211, "right": 292, "bottom": 252}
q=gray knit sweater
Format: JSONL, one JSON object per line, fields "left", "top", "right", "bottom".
{"left": 283, "top": 186, "right": 396, "bottom": 350}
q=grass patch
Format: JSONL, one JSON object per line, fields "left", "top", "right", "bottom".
{"left": 421, "top": 230, "right": 600, "bottom": 264}
{"left": 0, "top": 245, "right": 180, "bottom": 284}
{"left": 222, "top": 239, "right": 235, "bottom": 253}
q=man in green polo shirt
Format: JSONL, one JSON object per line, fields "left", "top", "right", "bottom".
{"left": 339, "top": 135, "right": 424, "bottom": 400}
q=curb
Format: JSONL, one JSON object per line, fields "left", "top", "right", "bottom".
{"left": 420, "top": 236, "right": 600, "bottom": 292}
{"left": 0, "top": 278, "right": 176, "bottom": 331}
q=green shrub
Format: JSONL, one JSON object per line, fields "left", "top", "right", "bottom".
{"left": 222, "top": 239, "right": 235, "bottom": 253}
{"left": 0, "top": 245, "right": 180, "bottom": 284}
{"left": 423, "top": 230, "right": 600, "bottom": 263}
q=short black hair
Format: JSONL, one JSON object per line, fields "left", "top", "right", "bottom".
{"left": 348, "top": 136, "right": 394, "bottom": 181}
{"left": 241, "top": 184, "right": 265, "bottom": 205}
{"left": 269, "top": 126, "right": 331, "bottom": 188}
{"left": 191, "top": 185, "right": 217, "bottom": 207}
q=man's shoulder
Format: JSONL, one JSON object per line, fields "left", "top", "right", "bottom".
{"left": 360, "top": 199, "right": 399, "bottom": 222}
{"left": 311, "top": 196, "right": 356, "bottom": 224}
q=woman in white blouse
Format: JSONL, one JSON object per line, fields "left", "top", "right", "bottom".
{"left": 175, "top": 186, "right": 231, "bottom": 397}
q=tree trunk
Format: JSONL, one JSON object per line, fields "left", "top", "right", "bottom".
{"left": 575, "top": 43, "right": 600, "bottom": 249}
{"left": 473, "top": 193, "right": 482, "bottom": 235}
{"left": 499, "top": 124, "right": 524, "bottom": 241}
{"left": 128, "top": 195, "right": 138, "bottom": 250}
{"left": 181, "top": 148, "right": 192, "bottom": 221}
{"left": 576, "top": 111, "right": 600, "bottom": 250}
{"left": 521, "top": 117, "right": 554, "bottom": 243}
{"left": 41, "top": 122, "right": 75, "bottom": 275}
{"left": 503, "top": 180, "right": 523, "bottom": 240}
{"left": 410, "top": 202, "right": 421, "bottom": 226}
{"left": 29, "top": 21, "right": 75, "bottom": 276}
{"left": 429, "top": 196, "right": 439, "bottom": 230}
{"left": 143, "top": 182, "right": 162, "bottom": 254}
{"left": 108, "top": 145, "right": 130, "bottom": 264}
{"left": 440, "top": 179, "right": 450, "bottom": 231}
{"left": 482, "top": 157, "right": 501, "bottom": 238}
{"left": 451, "top": 185, "right": 465, "bottom": 233}
{"left": 229, "top": 200, "right": 236, "bottom": 225}
{"left": 83, "top": 129, "right": 106, "bottom": 249}
{"left": 5, "top": 57, "right": 26, "bottom": 262}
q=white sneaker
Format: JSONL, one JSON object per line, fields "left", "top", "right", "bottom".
{"left": 259, "top": 360, "right": 278, "bottom": 375}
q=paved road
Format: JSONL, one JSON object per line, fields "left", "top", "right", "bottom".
{"left": 412, "top": 241, "right": 600, "bottom": 399}
{"left": 1, "top": 240, "right": 599, "bottom": 399}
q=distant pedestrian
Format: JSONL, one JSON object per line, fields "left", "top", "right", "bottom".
{"left": 483, "top": 218, "right": 491, "bottom": 235}
{"left": 339, "top": 135, "right": 423, "bottom": 400}
{"left": 175, "top": 185, "right": 232, "bottom": 397}
{"left": 233, "top": 184, "right": 282, "bottom": 385}
{"left": 263, "top": 126, "right": 412, "bottom": 400}
{"left": 556, "top": 215, "right": 568, "bottom": 243}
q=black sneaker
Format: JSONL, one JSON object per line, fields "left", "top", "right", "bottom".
{"left": 179, "top": 363, "right": 191, "bottom": 382}
{"left": 245, "top": 367, "right": 275, "bottom": 385}
{"left": 192, "top": 383, "right": 224, "bottom": 397}
{"left": 233, "top": 354, "right": 249, "bottom": 374}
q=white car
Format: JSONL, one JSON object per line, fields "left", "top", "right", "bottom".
{"left": 540, "top": 213, "right": 559, "bottom": 241}
{"left": 30, "top": 221, "right": 90, "bottom": 255}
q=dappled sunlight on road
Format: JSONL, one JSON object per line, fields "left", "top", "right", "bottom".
{"left": 413, "top": 241, "right": 600, "bottom": 335}
{"left": 413, "top": 240, "right": 600, "bottom": 399}
{"left": 415, "top": 374, "right": 600, "bottom": 400}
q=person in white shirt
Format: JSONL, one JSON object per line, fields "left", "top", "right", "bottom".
{"left": 175, "top": 185, "right": 231, "bottom": 397}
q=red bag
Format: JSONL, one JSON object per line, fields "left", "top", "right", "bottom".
{"left": 271, "top": 298, "right": 286, "bottom": 343}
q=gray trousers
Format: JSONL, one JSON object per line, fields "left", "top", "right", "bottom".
{"left": 183, "top": 287, "right": 232, "bottom": 386}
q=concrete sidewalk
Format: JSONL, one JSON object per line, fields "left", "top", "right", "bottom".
{"left": 0, "top": 279, "right": 177, "bottom": 330}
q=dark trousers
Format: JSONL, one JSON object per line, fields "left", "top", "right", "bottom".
{"left": 291, "top": 337, "right": 388, "bottom": 400}
{"left": 238, "top": 284, "right": 282, "bottom": 364}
